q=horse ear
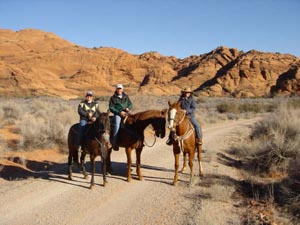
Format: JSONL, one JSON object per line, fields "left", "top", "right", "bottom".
{"left": 161, "top": 108, "right": 167, "bottom": 117}
{"left": 168, "top": 100, "right": 172, "bottom": 106}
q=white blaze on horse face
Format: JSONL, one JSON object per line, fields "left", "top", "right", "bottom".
{"left": 168, "top": 108, "right": 177, "bottom": 129}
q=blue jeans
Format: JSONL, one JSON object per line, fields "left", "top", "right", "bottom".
{"left": 111, "top": 114, "right": 122, "bottom": 146}
{"left": 77, "top": 119, "right": 87, "bottom": 149}
{"left": 190, "top": 116, "right": 202, "bottom": 139}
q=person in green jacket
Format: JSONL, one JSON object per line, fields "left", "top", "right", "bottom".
{"left": 109, "top": 84, "right": 133, "bottom": 150}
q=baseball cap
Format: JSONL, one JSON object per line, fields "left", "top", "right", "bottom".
{"left": 86, "top": 90, "right": 93, "bottom": 96}
{"left": 116, "top": 84, "right": 123, "bottom": 89}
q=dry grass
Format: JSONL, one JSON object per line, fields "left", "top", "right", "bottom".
{"left": 0, "top": 95, "right": 299, "bottom": 154}
{"left": 230, "top": 103, "right": 300, "bottom": 222}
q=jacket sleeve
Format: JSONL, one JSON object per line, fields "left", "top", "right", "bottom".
{"left": 78, "top": 102, "right": 88, "bottom": 117}
{"left": 93, "top": 102, "right": 100, "bottom": 118}
{"left": 187, "top": 99, "right": 196, "bottom": 116}
{"left": 109, "top": 97, "right": 120, "bottom": 115}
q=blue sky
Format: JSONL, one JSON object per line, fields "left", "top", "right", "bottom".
{"left": 0, "top": 0, "right": 299, "bottom": 58}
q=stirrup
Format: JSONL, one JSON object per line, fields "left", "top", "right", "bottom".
{"left": 166, "top": 139, "right": 173, "bottom": 146}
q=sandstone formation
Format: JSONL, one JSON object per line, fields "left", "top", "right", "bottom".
{"left": 0, "top": 29, "right": 299, "bottom": 98}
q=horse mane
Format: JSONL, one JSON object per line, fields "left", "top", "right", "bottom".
{"left": 126, "top": 110, "right": 164, "bottom": 124}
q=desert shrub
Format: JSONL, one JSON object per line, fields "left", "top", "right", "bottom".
{"left": 1, "top": 101, "right": 22, "bottom": 125}
{"left": 216, "top": 102, "right": 239, "bottom": 114}
{"left": 231, "top": 104, "right": 300, "bottom": 221}
{"left": 235, "top": 106, "right": 300, "bottom": 175}
{"left": 239, "top": 103, "right": 263, "bottom": 113}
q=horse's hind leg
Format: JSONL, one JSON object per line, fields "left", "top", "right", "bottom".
{"left": 90, "top": 155, "right": 95, "bottom": 189}
{"left": 125, "top": 147, "right": 133, "bottom": 182}
{"left": 101, "top": 147, "right": 108, "bottom": 186}
{"left": 197, "top": 144, "right": 203, "bottom": 177}
{"left": 173, "top": 150, "right": 180, "bottom": 186}
{"left": 188, "top": 150, "right": 195, "bottom": 185}
{"left": 68, "top": 154, "right": 73, "bottom": 180}
{"left": 136, "top": 147, "right": 143, "bottom": 181}
{"left": 80, "top": 153, "right": 88, "bottom": 179}
{"left": 180, "top": 152, "right": 187, "bottom": 173}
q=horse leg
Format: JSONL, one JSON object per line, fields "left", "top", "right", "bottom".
{"left": 180, "top": 152, "right": 187, "bottom": 173}
{"left": 125, "top": 147, "right": 133, "bottom": 182}
{"left": 101, "top": 146, "right": 108, "bottom": 186}
{"left": 90, "top": 154, "right": 95, "bottom": 189}
{"left": 68, "top": 153, "right": 73, "bottom": 180}
{"left": 80, "top": 152, "right": 88, "bottom": 179}
{"left": 106, "top": 147, "right": 113, "bottom": 175}
{"left": 173, "top": 148, "right": 180, "bottom": 186}
{"left": 188, "top": 150, "right": 195, "bottom": 185}
{"left": 197, "top": 144, "right": 203, "bottom": 177}
{"left": 136, "top": 147, "right": 143, "bottom": 181}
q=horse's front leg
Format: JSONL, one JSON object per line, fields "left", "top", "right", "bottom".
{"left": 136, "top": 147, "right": 143, "bottom": 181}
{"left": 80, "top": 152, "right": 88, "bottom": 179}
{"left": 90, "top": 154, "right": 95, "bottom": 189}
{"left": 125, "top": 147, "right": 133, "bottom": 182}
{"left": 173, "top": 146, "right": 180, "bottom": 186}
{"left": 181, "top": 152, "right": 187, "bottom": 173}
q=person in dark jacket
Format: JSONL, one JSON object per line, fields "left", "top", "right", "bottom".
{"left": 76, "top": 90, "right": 100, "bottom": 150}
{"left": 166, "top": 87, "right": 202, "bottom": 145}
{"left": 109, "top": 84, "right": 133, "bottom": 150}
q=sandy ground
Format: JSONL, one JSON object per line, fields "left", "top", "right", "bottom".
{"left": 0, "top": 118, "right": 259, "bottom": 225}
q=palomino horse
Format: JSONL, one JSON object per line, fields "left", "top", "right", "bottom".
{"left": 107, "top": 109, "right": 166, "bottom": 182}
{"left": 167, "top": 101, "right": 203, "bottom": 185}
{"left": 68, "top": 111, "right": 110, "bottom": 188}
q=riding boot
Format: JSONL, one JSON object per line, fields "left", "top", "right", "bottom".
{"left": 112, "top": 145, "right": 119, "bottom": 151}
{"left": 196, "top": 137, "right": 203, "bottom": 145}
{"left": 166, "top": 131, "right": 175, "bottom": 146}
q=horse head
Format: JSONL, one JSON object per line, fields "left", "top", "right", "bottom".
{"left": 95, "top": 110, "right": 110, "bottom": 134}
{"left": 167, "top": 100, "right": 185, "bottom": 130}
{"left": 150, "top": 109, "right": 166, "bottom": 138}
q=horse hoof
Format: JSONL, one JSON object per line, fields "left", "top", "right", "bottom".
{"left": 173, "top": 181, "right": 178, "bottom": 186}
{"left": 84, "top": 175, "right": 89, "bottom": 179}
{"left": 68, "top": 176, "right": 72, "bottom": 180}
{"left": 138, "top": 176, "right": 143, "bottom": 181}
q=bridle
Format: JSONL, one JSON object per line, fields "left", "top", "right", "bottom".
{"left": 167, "top": 107, "right": 195, "bottom": 152}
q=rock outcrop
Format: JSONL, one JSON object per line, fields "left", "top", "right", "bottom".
{"left": 0, "top": 29, "right": 299, "bottom": 98}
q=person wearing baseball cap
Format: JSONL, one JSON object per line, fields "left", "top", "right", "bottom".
{"left": 76, "top": 90, "right": 100, "bottom": 151}
{"left": 109, "top": 84, "right": 133, "bottom": 150}
{"left": 166, "top": 87, "right": 203, "bottom": 146}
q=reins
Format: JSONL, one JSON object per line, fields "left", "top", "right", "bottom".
{"left": 143, "top": 133, "right": 157, "bottom": 147}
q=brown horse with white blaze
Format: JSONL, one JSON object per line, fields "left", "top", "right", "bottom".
{"left": 107, "top": 109, "right": 166, "bottom": 182}
{"left": 167, "top": 100, "right": 203, "bottom": 185}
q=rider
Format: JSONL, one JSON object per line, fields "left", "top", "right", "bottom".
{"left": 166, "top": 87, "right": 202, "bottom": 146}
{"left": 109, "top": 84, "right": 133, "bottom": 151}
{"left": 76, "top": 90, "right": 100, "bottom": 151}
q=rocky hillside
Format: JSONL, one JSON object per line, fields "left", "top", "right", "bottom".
{"left": 0, "top": 29, "right": 299, "bottom": 98}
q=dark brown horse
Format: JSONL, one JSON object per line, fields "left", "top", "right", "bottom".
{"left": 167, "top": 101, "right": 203, "bottom": 185}
{"left": 107, "top": 109, "right": 166, "bottom": 182}
{"left": 68, "top": 111, "right": 110, "bottom": 188}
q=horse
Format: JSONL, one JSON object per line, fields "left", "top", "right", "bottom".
{"left": 107, "top": 109, "right": 166, "bottom": 182}
{"left": 167, "top": 100, "right": 203, "bottom": 185}
{"left": 67, "top": 111, "right": 110, "bottom": 188}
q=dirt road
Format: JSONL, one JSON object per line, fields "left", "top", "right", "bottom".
{"left": 0, "top": 118, "right": 258, "bottom": 225}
